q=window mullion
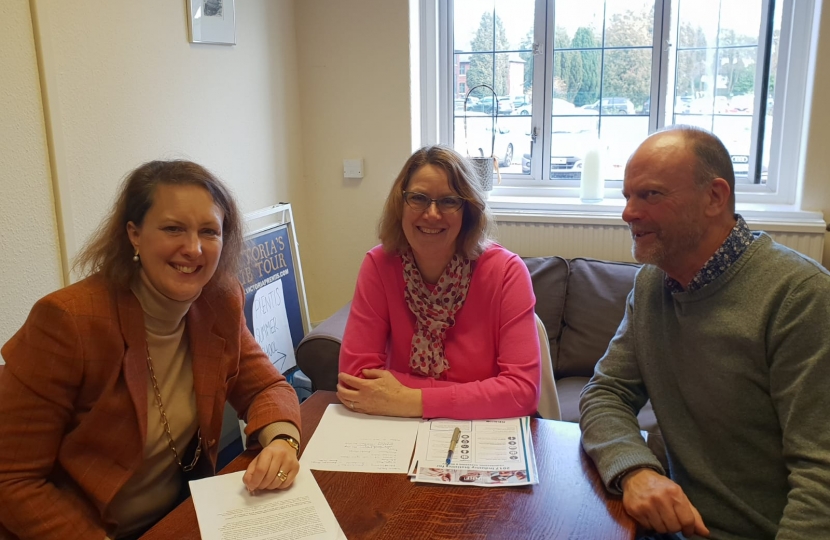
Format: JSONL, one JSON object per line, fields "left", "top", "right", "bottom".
{"left": 438, "top": 0, "right": 452, "bottom": 146}
{"left": 535, "top": 0, "right": 555, "bottom": 181}
{"left": 433, "top": 0, "right": 452, "bottom": 146}
{"left": 652, "top": 0, "right": 671, "bottom": 131}
{"left": 663, "top": 0, "right": 681, "bottom": 128}
{"left": 747, "top": 0, "right": 775, "bottom": 185}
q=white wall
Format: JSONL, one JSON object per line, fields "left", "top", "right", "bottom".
{"left": 0, "top": 0, "right": 63, "bottom": 350}
{"left": 296, "top": 0, "right": 414, "bottom": 321}
{"left": 0, "top": 0, "right": 305, "bottom": 356}
{"left": 32, "top": 0, "right": 306, "bottom": 267}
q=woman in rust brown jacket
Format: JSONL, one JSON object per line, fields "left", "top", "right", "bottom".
{"left": 0, "top": 161, "right": 302, "bottom": 540}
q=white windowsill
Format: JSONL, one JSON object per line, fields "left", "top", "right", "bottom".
{"left": 488, "top": 195, "right": 827, "bottom": 234}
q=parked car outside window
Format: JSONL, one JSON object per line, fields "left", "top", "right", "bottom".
{"left": 581, "top": 97, "right": 636, "bottom": 115}
{"left": 470, "top": 96, "right": 514, "bottom": 115}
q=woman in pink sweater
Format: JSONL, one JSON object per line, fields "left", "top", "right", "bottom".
{"left": 337, "top": 145, "right": 540, "bottom": 420}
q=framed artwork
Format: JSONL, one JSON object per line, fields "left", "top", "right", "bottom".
{"left": 187, "top": 0, "right": 236, "bottom": 45}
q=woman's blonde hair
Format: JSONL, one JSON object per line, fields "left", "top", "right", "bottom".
{"left": 74, "top": 160, "right": 243, "bottom": 290}
{"left": 378, "top": 145, "right": 495, "bottom": 259}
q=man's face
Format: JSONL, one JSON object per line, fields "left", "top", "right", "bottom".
{"left": 621, "top": 133, "right": 709, "bottom": 273}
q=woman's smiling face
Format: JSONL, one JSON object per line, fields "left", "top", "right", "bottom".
{"left": 127, "top": 184, "right": 224, "bottom": 301}
{"left": 401, "top": 164, "right": 463, "bottom": 265}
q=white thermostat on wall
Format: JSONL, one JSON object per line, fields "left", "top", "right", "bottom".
{"left": 343, "top": 159, "right": 364, "bottom": 179}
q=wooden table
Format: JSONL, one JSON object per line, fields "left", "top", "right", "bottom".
{"left": 141, "top": 391, "right": 635, "bottom": 539}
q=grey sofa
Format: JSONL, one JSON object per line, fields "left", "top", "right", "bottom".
{"left": 296, "top": 256, "right": 658, "bottom": 436}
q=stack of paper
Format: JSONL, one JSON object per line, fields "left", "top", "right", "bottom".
{"left": 408, "top": 417, "right": 539, "bottom": 487}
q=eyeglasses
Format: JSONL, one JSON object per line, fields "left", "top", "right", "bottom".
{"left": 402, "top": 191, "right": 466, "bottom": 213}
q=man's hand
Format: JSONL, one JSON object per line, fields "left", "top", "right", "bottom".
{"left": 621, "top": 468, "right": 710, "bottom": 538}
{"left": 242, "top": 439, "right": 300, "bottom": 492}
{"left": 337, "top": 369, "right": 423, "bottom": 417}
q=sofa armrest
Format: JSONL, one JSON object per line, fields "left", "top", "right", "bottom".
{"left": 296, "top": 301, "right": 351, "bottom": 391}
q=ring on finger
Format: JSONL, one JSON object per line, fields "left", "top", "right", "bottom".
{"left": 349, "top": 401, "right": 355, "bottom": 409}
{"left": 277, "top": 470, "right": 288, "bottom": 482}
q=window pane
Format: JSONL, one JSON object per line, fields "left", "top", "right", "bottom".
{"left": 552, "top": 51, "right": 599, "bottom": 106}
{"left": 602, "top": 49, "right": 652, "bottom": 114}
{"left": 550, "top": 101, "right": 599, "bottom": 180}
{"left": 674, "top": 113, "right": 713, "bottom": 131}
{"left": 454, "top": 116, "right": 528, "bottom": 172}
{"left": 495, "top": 0, "right": 535, "bottom": 51}
{"left": 454, "top": 0, "right": 494, "bottom": 53}
{"left": 672, "top": 0, "right": 768, "bottom": 184}
{"left": 499, "top": 116, "right": 532, "bottom": 173}
{"left": 550, "top": 129, "right": 592, "bottom": 180}
{"left": 549, "top": 46, "right": 601, "bottom": 179}
{"left": 551, "top": 0, "right": 654, "bottom": 180}
{"left": 718, "top": 46, "right": 757, "bottom": 105}
{"left": 601, "top": 116, "right": 650, "bottom": 180}
{"left": 463, "top": 53, "right": 496, "bottom": 100}
{"left": 554, "top": 0, "right": 604, "bottom": 46}
{"left": 567, "top": 49, "right": 601, "bottom": 108}
{"left": 453, "top": 0, "right": 534, "bottom": 174}
{"left": 454, "top": 53, "right": 472, "bottom": 107}
{"left": 604, "top": 0, "right": 654, "bottom": 47}
{"left": 454, "top": 0, "right": 528, "bottom": 53}
{"left": 674, "top": 49, "right": 712, "bottom": 111}
{"left": 713, "top": 115, "right": 753, "bottom": 181}
{"left": 718, "top": 1, "right": 761, "bottom": 46}
{"left": 677, "top": 0, "right": 719, "bottom": 48}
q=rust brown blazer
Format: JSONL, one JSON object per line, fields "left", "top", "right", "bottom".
{"left": 0, "top": 274, "right": 301, "bottom": 540}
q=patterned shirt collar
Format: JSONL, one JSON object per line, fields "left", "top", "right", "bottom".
{"left": 665, "top": 215, "right": 754, "bottom": 293}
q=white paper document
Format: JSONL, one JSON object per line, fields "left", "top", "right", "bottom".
{"left": 410, "top": 416, "right": 539, "bottom": 487}
{"left": 190, "top": 468, "right": 345, "bottom": 540}
{"left": 300, "top": 404, "right": 420, "bottom": 473}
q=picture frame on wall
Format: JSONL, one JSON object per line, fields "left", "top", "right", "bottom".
{"left": 187, "top": 0, "right": 236, "bottom": 45}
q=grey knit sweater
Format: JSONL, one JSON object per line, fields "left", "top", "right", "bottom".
{"left": 579, "top": 233, "right": 830, "bottom": 540}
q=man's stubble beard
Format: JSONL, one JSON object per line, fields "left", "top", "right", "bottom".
{"left": 630, "top": 215, "right": 707, "bottom": 270}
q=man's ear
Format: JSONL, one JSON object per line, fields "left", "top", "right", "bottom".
{"left": 705, "top": 178, "right": 731, "bottom": 216}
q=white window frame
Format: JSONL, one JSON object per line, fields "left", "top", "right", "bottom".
{"left": 418, "top": 0, "right": 823, "bottom": 221}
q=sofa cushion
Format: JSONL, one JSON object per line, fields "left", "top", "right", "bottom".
{"left": 557, "top": 258, "right": 639, "bottom": 378}
{"left": 555, "top": 376, "right": 658, "bottom": 435}
{"left": 522, "top": 256, "right": 569, "bottom": 371}
{"left": 296, "top": 301, "right": 352, "bottom": 391}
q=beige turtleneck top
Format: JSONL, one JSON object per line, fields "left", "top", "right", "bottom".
{"left": 109, "top": 271, "right": 201, "bottom": 537}
{"left": 108, "top": 272, "right": 301, "bottom": 538}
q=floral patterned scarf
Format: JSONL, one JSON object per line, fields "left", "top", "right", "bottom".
{"left": 401, "top": 249, "right": 472, "bottom": 378}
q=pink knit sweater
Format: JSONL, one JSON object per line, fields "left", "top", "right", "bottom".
{"left": 339, "top": 244, "right": 541, "bottom": 419}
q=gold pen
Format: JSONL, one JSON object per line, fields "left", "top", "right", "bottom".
{"left": 445, "top": 427, "right": 461, "bottom": 466}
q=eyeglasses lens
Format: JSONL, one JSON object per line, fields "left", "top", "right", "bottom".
{"left": 404, "top": 192, "right": 462, "bottom": 213}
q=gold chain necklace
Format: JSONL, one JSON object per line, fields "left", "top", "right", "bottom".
{"left": 145, "top": 346, "right": 202, "bottom": 472}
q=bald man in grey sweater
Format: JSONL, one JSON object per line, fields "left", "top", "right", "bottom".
{"left": 579, "top": 127, "right": 830, "bottom": 540}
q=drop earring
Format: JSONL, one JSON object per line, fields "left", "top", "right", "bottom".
{"left": 133, "top": 249, "right": 140, "bottom": 263}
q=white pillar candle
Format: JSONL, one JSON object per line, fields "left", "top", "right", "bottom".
{"left": 580, "top": 138, "right": 605, "bottom": 203}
